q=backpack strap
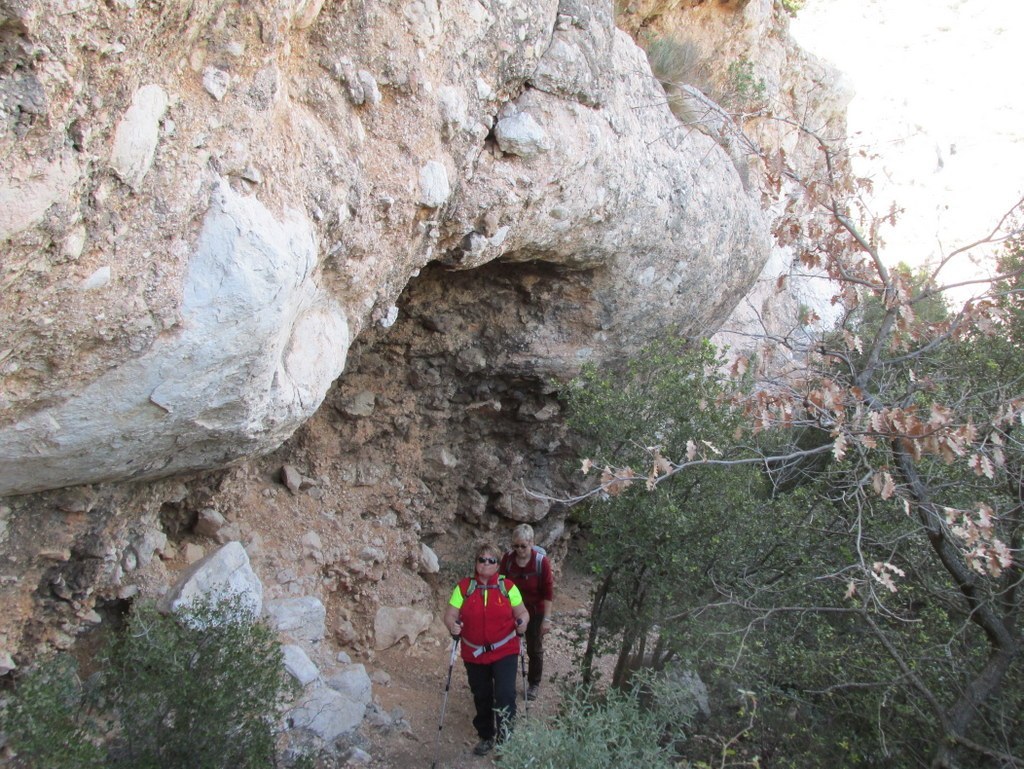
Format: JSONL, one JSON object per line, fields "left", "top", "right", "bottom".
{"left": 532, "top": 546, "right": 546, "bottom": 577}
{"left": 465, "top": 577, "right": 508, "bottom": 598}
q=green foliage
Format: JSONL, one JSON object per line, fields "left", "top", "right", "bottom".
{"left": 564, "top": 338, "right": 771, "bottom": 684}
{"left": 495, "top": 678, "right": 685, "bottom": 769}
{"left": 779, "top": 0, "right": 804, "bottom": 16}
{"left": 0, "top": 655, "right": 104, "bottom": 769}
{"left": 724, "top": 57, "right": 767, "bottom": 112}
{"left": 561, "top": 264, "right": 1024, "bottom": 765}
{"left": 103, "top": 597, "right": 286, "bottom": 769}
{"left": 1, "top": 596, "right": 288, "bottom": 769}
{"left": 564, "top": 337, "right": 739, "bottom": 466}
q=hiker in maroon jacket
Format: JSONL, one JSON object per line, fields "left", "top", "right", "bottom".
{"left": 499, "top": 524, "right": 554, "bottom": 702}
{"left": 443, "top": 541, "right": 529, "bottom": 756}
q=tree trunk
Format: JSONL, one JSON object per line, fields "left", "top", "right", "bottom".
{"left": 581, "top": 569, "right": 616, "bottom": 686}
{"left": 893, "top": 443, "right": 1021, "bottom": 767}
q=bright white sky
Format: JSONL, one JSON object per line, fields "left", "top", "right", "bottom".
{"left": 791, "top": 0, "right": 1024, "bottom": 294}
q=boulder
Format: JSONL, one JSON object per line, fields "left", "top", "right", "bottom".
{"left": 282, "top": 644, "right": 320, "bottom": 687}
{"left": 158, "top": 542, "right": 263, "bottom": 619}
{"left": 265, "top": 596, "right": 327, "bottom": 645}
{"left": 287, "top": 685, "right": 366, "bottom": 742}
{"left": 373, "top": 607, "right": 433, "bottom": 650}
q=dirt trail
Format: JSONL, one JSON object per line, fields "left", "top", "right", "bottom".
{"left": 364, "top": 565, "right": 595, "bottom": 769}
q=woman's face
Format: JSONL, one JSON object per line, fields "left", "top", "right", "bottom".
{"left": 475, "top": 550, "right": 500, "bottom": 577}
{"left": 512, "top": 538, "right": 532, "bottom": 559}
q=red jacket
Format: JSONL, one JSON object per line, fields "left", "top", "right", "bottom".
{"left": 449, "top": 574, "right": 523, "bottom": 664}
{"left": 499, "top": 548, "right": 554, "bottom": 612}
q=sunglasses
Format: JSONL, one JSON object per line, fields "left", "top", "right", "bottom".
{"left": 477, "top": 557, "right": 498, "bottom": 564}
{"left": 512, "top": 544, "right": 531, "bottom": 549}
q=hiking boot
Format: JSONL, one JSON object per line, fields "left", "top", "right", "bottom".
{"left": 473, "top": 738, "right": 495, "bottom": 756}
{"left": 527, "top": 684, "right": 540, "bottom": 701}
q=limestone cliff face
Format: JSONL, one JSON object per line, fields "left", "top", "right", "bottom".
{"left": 0, "top": 0, "right": 845, "bottom": 664}
{"left": 0, "top": 0, "right": 767, "bottom": 496}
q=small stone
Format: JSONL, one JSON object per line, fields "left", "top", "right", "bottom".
{"left": 54, "top": 488, "right": 96, "bottom": 514}
{"left": 194, "top": 508, "right": 227, "bottom": 538}
{"left": 418, "top": 543, "right": 440, "bottom": 574}
{"left": 118, "top": 584, "right": 140, "bottom": 599}
{"left": 79, "top": 264, "right": 110, "bottom": 288}
{"left": 342, "top": 391, "right": 376, "bottom": 418}
{"left": 418, "top": 161, "right": 450, "bottom": 208}
{"left": 240, "top": 165, "right": 263, "bottom": 184}
{"left": 109, "top": 84, "right": 169, "bottom": 191}
{"left": 202, "top": 67, "right": 230, "bottom": 101}
{"left": 480, "top": 210, "right": 500, "bottom": 237}
{"left": 77, "top": 609, "right": 102, "bottom": 624}
{"left": 38, "top": 548, "right": 71, "bottom": 562}
{"left": 336, "top": 619, "right": 358, "bottom": 644}
{"left": 280, "top": 464, "right": 303, "bottom": 493}
{"left": 364, "top": 702, "right": 392, "bottom": 728}
{"left": 63, "top": 226, "right": 87, "bottom": 259}
{"left": 346, "top": 747, "right": 372, "bottom": 765}
{"left": 357, "top": 71, "right": 380, "bottom": 106}
{"left": 0, "top": 651, "right": 16, "bottom": 675}
{"left": 282, "top": 644, "right": 319, "bottom": 686}
{"left": 494, "top": 112, "right": 550, "bottom": 158}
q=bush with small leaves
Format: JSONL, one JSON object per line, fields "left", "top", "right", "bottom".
{"left": 102, "top": 596, "right": 287, "bottom": 769}
{"left": 495, "top": 678, "right": 689, "bottom": 769}
{"left": 0, "top": 654, "right": 104, "bottom": 769}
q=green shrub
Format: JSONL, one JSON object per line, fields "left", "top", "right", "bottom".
{"left": 103, "top": 596, "right": 287, "bottom": 769}
{"left": 780, "top": 0, "right": 804, "bottom": 16}
{"left": 495, "top": 678, "right": 689, "bottom": 769}
{"left": 1, "top": 596, "right": 289, "bottom": 769}
{"left": 724, "top": 57, "right": 767, "bottom": 112}
{"left": 0, "top": 654, "right": 104, "bottom": 769}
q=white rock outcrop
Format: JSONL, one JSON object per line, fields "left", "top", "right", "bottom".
{"left": 0, "top": 180, "right": 349, "bottom": 496}
{"left": 109, "top": 84, "right": 169, "bottom": 192}
{"left": 159, "top": 541, "right": 264, "bottom": 618}
{"left": 0, "top": 0, "right": 839, "bottom": 499}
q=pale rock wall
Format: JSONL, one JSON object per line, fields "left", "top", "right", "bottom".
{"left": 1, "top": 180, "right": 348, "bottom": 495}
{"left": 1, "top": 0, "right": 769, "bottom": 497}
{"left": 0, "top": 0, "right": 848, "bottom": 672}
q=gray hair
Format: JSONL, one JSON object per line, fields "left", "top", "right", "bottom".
{"left": 511, "top": 524, "right": 534, "bottom": 543}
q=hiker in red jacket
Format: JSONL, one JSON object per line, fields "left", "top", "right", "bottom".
{"left": 499, "top": 524, "right": 554, "bottom": 702}
{"left": 443, "top": 541, "right": 529, "bottom": 756}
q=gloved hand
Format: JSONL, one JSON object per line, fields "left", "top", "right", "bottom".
{"left": 515, "top": 617, "right": 526, "bottom": 637}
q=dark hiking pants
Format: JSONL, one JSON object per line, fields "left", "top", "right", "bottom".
{"left": 465, "top": 653, "right": 518, "bottom": 740}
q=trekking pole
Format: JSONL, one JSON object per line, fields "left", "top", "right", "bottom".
{"left": 520, "top": 638, "right": 529, "bottom": 716}
{"left": 430, "top": 635, "right": 460, "bottom": 769}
